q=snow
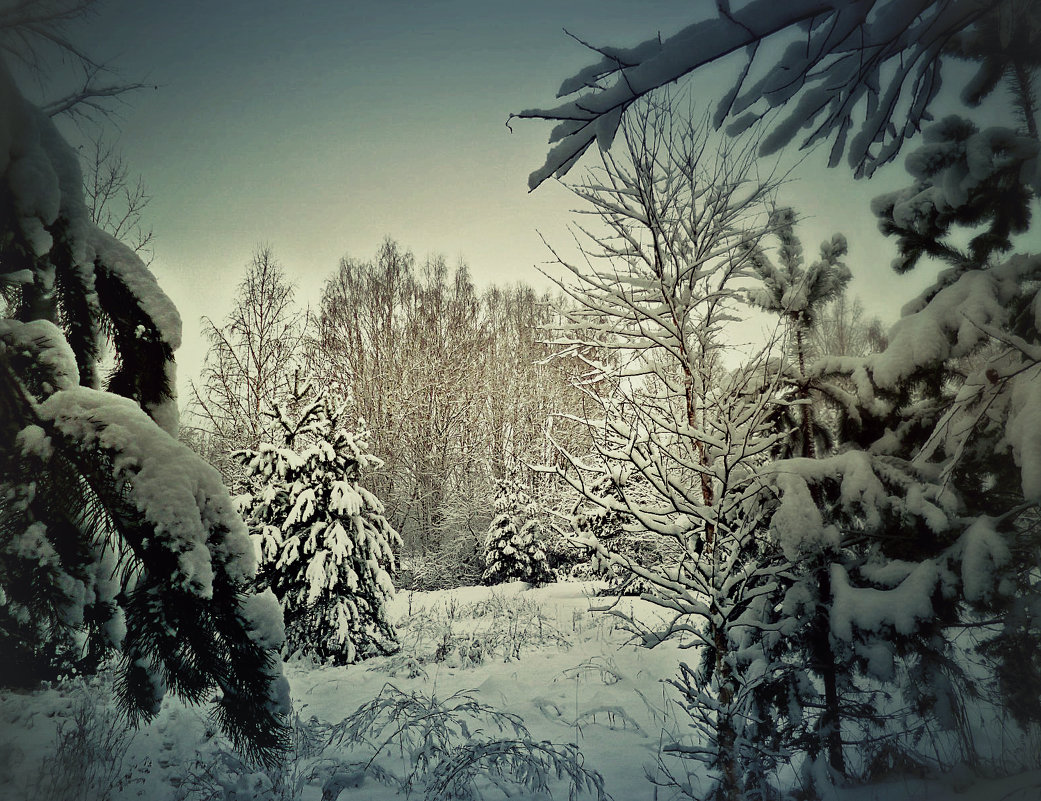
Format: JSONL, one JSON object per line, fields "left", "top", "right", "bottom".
{"left": 2, "top": 54, "right": 183, "bottom": 432}
{"left": 36, "top": 386, "right": 257, "bottom": 596}
{"left": 1005, "top": 364, "right": 1041, "bottom": 502}
{"left": 87, "top": 227, "right": 182, "bottom": 351}
{"left": 768, "top": 472, "right": 838, "bottom": 560}
{"left": 830, "top": 562, "right": 940, "bottom": 640}
{"left": 0, "top": 318, "right": 81, "bottom": 394}
{"left": 0, "top": 580, "right": 1034, "bottom": 801}
{"left": 240, "top": 590, "right": 287, "bottom": 652}
{"left": 14, "top": 424, "right": 53, "bottom": 460}
{"left": 958, "top": 516, "right": 1011, "bottom": 604}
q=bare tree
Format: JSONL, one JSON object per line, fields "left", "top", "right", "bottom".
{"left": 83, "top": 133, "right": 154, "bottom": 263}
{"left": 188, "top": 247, "right": 306, "bottom": 486}
{"left": 312, "top": 240, "right": 588, "bottom": 579}
{"left": 541, "top": 101, "right": 793, "bottom": 800}
{"left": 810, "top": 292, "right": 884, "bottom": 359}
{"left": 1, "top": 0, "right": 154, "bottom": 123}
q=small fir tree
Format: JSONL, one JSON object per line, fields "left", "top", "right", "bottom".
{"left": 482, "top": 479, "right": 553, "bottom": 586}
{"left": 237, "top": 381, "right": 400, "bottom": 665}
{"left": 571, "top": 465, "right": 664, "bottom": 596}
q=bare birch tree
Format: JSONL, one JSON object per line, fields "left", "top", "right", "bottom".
{"left": 188, "top": 247, "right": 306, "bottom": 486}
{"left": 541, "top": 100, "right": 796, "bottom": 800}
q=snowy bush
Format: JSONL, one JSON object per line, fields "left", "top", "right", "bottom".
{"left": 482, "top": 479, "right": 554, "bottom": 587}
{"left": 236, "top": 380, "right": 401, "bottom": 665}
{"left": 182, "top": 710, "right": 330, "bottom": 801}
{"left": 30, "top": 682, "right": 142, "bottom": 801}
{"left": 327, "top": 684, "right": 611, "bottom": 801}
{"left": 184, "top": 685, "right": 611, "bottom": 801}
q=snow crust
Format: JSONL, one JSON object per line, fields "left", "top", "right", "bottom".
{"left": 0, "top": 318, "right": 80, "bottom": 393}
{"left": 870, "top": 255, "right": 1041, "bottom": 389}
{"left": 957, "top": 516, "right": 1011, "bottom": 603}
{"left": 768, "top": 471, "right": 838, "bottom": 560}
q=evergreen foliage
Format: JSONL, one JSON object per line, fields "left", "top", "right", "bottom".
{"left": 745, "top": 207, "right": 851, "bottom": 461}
{"left": 0, "top": 55, "right": 289, "bottom": 766}
{"left": 482, "top": 479, "right": 553, "bottom": 587}
{"left": 570, "top": 465, "right": 668, "bottom": 596}
{"left": 236, "top": 380, "right": 401, "bottom": 665}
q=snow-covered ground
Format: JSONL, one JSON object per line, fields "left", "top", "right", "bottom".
{"left": 1, "top": 581, "right": 1038, "bottom": 800}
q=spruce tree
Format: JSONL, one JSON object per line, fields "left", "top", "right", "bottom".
{"left": 0, "top": 55, "right": 289, "bottom": 765}
{"left": 482, "top": 479, "right": 553, "bottom": 587}
{"left": 744, "top": 208, "right": 854, "bottom": 776}
{"left": 571, "top": 466, "right": 665, "bottom": 596}
{"left": 237, "top": 381, "right": 400, "bottom": 664}
{"left": 756, "top": 114, "right": 1041, "bottom": 783}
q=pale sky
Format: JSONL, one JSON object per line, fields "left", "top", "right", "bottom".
{"left": 48, "top": 0, "right": 965, "bottom": 401}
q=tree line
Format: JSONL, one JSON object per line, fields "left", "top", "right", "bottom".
{"left": 186, "top": 239, "right": 595, "bottom": 587}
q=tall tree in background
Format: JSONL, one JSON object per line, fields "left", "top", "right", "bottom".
{"left": 745, "top": 207, "right": 851, "bottom": 462}
{"left": 810, "top": 292, "right": 887, "bottom": 361}
{"left": 313, "top": 240, "right": 586, "bottom": 577}
{"left": 543, "top": 102, "right": 795, "bottom": 800}
{"left": 189, "top": 247, "right": 306, "bottom": 486}
{"left": 0, "top": 50, "right": 289, "bottom": 764}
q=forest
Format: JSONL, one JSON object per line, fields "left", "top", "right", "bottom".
{"left": 1, "top": 1, "right": 1040, "bottom": 800}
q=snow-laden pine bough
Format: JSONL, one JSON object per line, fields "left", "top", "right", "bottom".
{"left": 0, "top": 55, "right": 290, "bottom": 765}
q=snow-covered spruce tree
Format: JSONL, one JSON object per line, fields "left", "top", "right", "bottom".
{"left": 745, "top": 207, "right": 851, "bottom": 461}
{"left": 743, "top": 208, "right": 858, "bottom": 778}
{"left": 541, "top": 101, "right": 798, "bottom": 801}
{"left": 570, "top": 465, "right": 634, "bottom": 582}
{"left": 0, "top": 57, "right": 289, "bottom": 764}
{"left": 753, "top": 113, "right": 1041, "bottom": 783}
{"left": 840, "top": 115, "right": 1039, "bottom": 723}
{"left": 236, "top": 380, "right": 400, "bottom": 664}
{"left": 482, "top": 478, "right": 553, "bottom": 587}
{"left": 568, "top": 444, "right": 676, "bottom": 595}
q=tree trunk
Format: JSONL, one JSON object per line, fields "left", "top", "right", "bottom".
{"left": 816, "top": 566, "right": 845, "bottom": 776}
{"left": 796, "top": 318, "right": 845, "bottom": 776}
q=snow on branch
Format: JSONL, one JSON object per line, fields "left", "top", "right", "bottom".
{"left": 515, "top": 0, "right": 993, "bottom": 189}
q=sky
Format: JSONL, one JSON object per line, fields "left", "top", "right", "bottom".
{"left": 41, "top": 0, "right": 960, "bottom": 401}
